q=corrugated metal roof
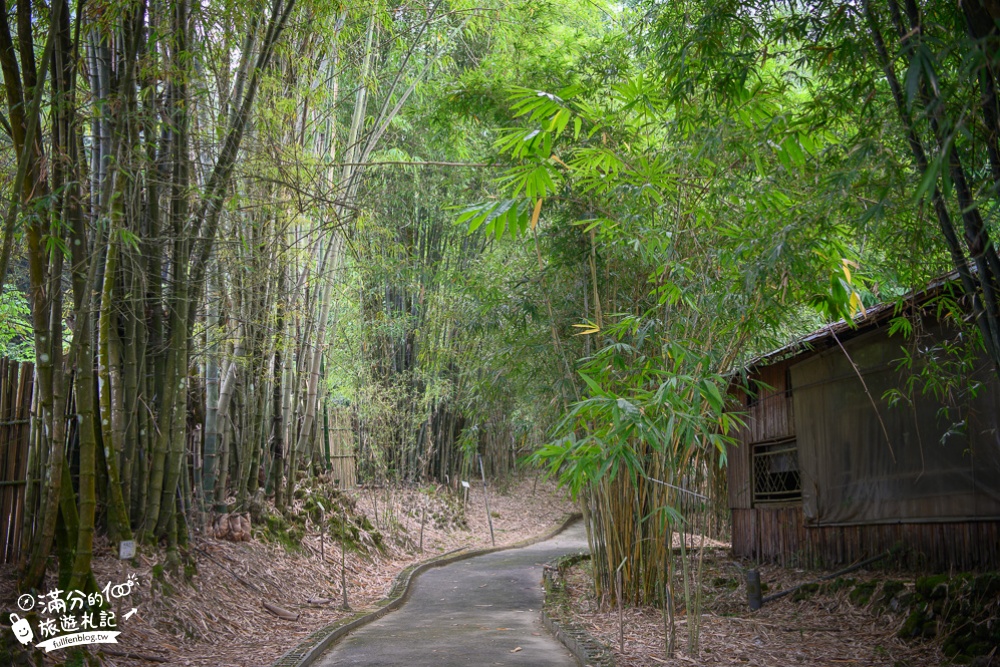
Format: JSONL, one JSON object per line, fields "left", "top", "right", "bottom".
{"left": 742, "top": 269, "right": 966, "bottom": 371}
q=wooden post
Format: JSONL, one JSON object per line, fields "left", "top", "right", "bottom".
{"left": 747, "top": 569, "right": 762, "bottom": 610}
{"left": 322, "top": 399, "right": 331, "bottom": 472}
{"left": 341, "top": 505, "right": 349, "bottom": 609}
{"left": 419, "top": 506, "right": 425, "bottom": 553}
{"left": 478, "top": 455, "right": 495, "bottom": 546}
{"left": 118, "top": 540, "right": 135, "bottom": 627}
{"left": 192, "top": 427, "right": 204, "bottom": 526}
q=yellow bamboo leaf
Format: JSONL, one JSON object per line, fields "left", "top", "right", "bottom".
{"left": 850, "top": 291, "right": 867, "bottom": 317}
{"left": 531, "top": 198, "right": 543, "bottom": 230}
{"left": 550, "top": 154, "right": 570, "bottom": 169}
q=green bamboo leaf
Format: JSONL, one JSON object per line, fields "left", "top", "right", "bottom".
{"left": 914, "top": 153, "right": 942, "bottom": 203}
{"left": 904, "top": 53, "right": 921, "bottom": 110}
{"left": 578, "top": 371, "right": 606, "bottom": 397}
{"left": 699, "top": 379, "right": 725, "bottom": 414}
{"left": 783, "top": 135, "right": 804, "bottom": 167}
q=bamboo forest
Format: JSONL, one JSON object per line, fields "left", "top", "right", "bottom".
{"left": 1, "top": 0, "right": 999, "bottom": 665}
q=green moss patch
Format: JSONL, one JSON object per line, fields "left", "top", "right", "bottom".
{"left": 868, "top": 571, "right": 1000, "bottom": 663}
{"left": 915, "top": 574, "right": 949, "bottom": 599}
{"left": 791, "top": 582, "right": 821, "bottom": 602}
{"left": 849, "top": 580, "right": 878, "bottom": 606}
{"left": 258, "top": 513, "right": 306, "bottom": 552}
{"left": 827, "top": 577, "right": 855, "bottom": 593}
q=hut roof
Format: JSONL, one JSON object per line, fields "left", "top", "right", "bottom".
{"left": 743, "top": 269, "right": 968, "bottom": 372}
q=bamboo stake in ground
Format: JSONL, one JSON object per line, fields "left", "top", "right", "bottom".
{"left": 616, "top": 565, "right": 624, "bottom": 653}
{"left": 419, "top": 506, "right": 425, "bottom": 553}
{"left": 341, "top": 505, "right": 349, "bottom": 610}
{"left": 664, "top": 583, "right": 675, "bottom": 658}
{"left": 478, "top": 455, "right": 495, "bottom": 546}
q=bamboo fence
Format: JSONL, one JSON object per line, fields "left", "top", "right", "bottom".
{"left": 0, "top": 357, "right": 33, "bottom": 564}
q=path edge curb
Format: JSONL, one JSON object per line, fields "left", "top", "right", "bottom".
{"left": 541, "top": 553, "right": 616, "bottom": 667}
{"left": 270, "top": 510, "right": 584, "bottom": 667}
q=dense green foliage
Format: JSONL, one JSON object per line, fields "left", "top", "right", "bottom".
{"left": 449, "top": 0, "right": 1000, "bottom": 613}
{"left": 0, "top": 289, "right": 32, "bottom": 361}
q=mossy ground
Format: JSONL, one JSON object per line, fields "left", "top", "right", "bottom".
{"left": 736, "top": 566, "right": 998, "bottom": 665}
{"left": 830, "top": 572, "right": 1000, "bottom": 664}
{"left": 256, "top": 481, "right": 385, "bottom": 554}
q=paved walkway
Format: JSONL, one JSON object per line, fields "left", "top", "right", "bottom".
{"left": 314, "top": 521, "right": 588, "bottom": 666}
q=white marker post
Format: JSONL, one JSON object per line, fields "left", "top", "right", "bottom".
{"left": 118, "top": 541, "right": 135, "bottom": 623}
{"left": 461, "top": 480, "right": 470, "bottom": 512}
{"left": 118, "top": 541, "right": 136, "bottom": 560}
{"left": 477, "top": 455, "right": 495, "bottom": 546}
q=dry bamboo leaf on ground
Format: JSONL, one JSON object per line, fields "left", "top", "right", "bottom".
{"left": 0, "top": 478, "right": 573, "bottom": 667}
{"left": 557, "top": 551, "right": 949, "bottom": 667}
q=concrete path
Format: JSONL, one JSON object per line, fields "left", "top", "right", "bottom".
{"left": 313, "top": 521, "right": 588, "bottom": 666}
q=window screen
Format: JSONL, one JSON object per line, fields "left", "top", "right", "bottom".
{"left": 752, "top": 438, "right": 801, "bottom": 504}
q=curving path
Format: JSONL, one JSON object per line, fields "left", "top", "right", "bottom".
{"left": 313, "top": 521, "right": 588, "bottom": 666}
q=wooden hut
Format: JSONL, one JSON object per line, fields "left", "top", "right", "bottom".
{"left": 727, "top": 280, "right": 1000, "bottom": 570}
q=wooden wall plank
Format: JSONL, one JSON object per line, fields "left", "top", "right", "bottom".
{"left": 0, "top": 360, "right": 33, "bottom": 565}
{"left": 11, "top": 362, "right": 31, "bottom": 564}
{"left": 731, "top": 505, "right": 1000, "bottom": 570}
{"left": 0, "top": 358, "right": 12, "bottom": 563}
{"left": 1, "top": 360, "right": 19, "bottom": 563}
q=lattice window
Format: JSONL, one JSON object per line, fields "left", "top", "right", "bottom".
{"left": 752, "top": 439, "right": 801, "bottom": 504}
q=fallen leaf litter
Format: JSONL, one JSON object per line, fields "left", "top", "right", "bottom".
{"left": 1, "top": 477, "right": 573, "bottom": 667}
